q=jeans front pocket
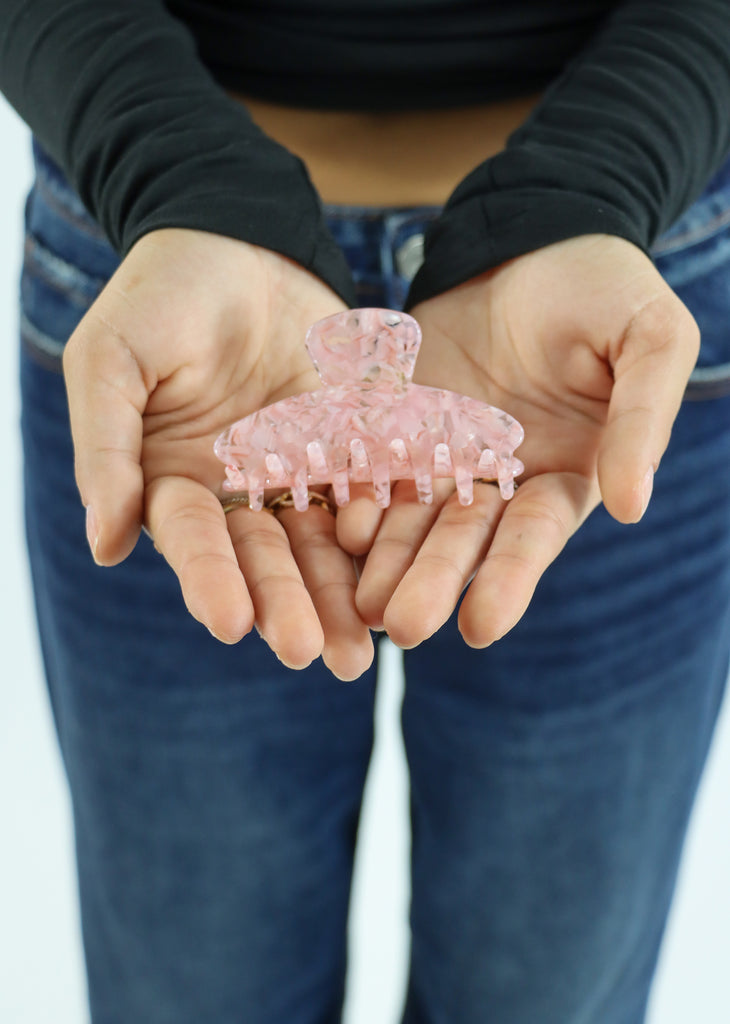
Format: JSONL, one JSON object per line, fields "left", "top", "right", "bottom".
{"left": 653, "top": 157, "right": 730, "bottom": 401}
{"left": 21, "top": 144, "right": 119, "bottom": 373}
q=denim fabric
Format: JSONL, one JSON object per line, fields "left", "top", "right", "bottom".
{"left": 19, "top": 140, "right": 730, "bottom": 1024}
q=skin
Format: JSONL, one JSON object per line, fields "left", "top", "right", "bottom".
{"left": 64, "top": 229, "right": 699, "bottom": 676}
{"left": 237, "top": 93, "right": 541, "bottom": 206}
{"left": 338, "top": 233, "right": 700, "bottom": 649}
{"left": 63, "top": 228, "right": 373, "bottom": 681}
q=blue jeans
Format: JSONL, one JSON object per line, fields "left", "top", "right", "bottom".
{"left": 20, "top": 140, "right": 730, "bottom": 1024}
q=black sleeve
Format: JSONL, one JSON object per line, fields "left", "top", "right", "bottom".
{"left": 406, "top": 0, "right": 730, "bottom": 309}
{"left": 0, "top": 0, "right": 356, "bottom": 305}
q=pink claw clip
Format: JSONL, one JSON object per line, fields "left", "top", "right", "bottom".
{"left": 214, "top": 308, "right": 524, "bottom": 511}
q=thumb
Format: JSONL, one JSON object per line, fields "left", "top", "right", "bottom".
{"left": 597, "top": 295, "right": 700, "bottom": 523}
{"left": 63, "top": 316, "right": 150, "bottom": 564}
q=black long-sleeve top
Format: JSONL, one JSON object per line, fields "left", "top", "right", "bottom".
{"left": 1, "top": 1, "right": 729, "bottom": 309}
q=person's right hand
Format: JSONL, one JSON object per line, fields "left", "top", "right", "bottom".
{"left": 63, "top": 228, "right": 373, "bottom": 680}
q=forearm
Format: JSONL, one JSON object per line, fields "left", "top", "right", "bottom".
{"left": 0, "top": 0, "right": 355, "bottom": 303}
{"left": 408, "top": 0, "right": 730, "bottom": 307}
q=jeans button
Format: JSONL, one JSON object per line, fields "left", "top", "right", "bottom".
{"left": 394, "top": 233, "right": 425, "bottom": 281}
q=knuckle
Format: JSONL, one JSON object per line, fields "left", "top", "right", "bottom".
{"left": 229, "top": 522, "right": 288, "bottom": 551}
{"left": 505, "top": 499, "right": 570, "bottom": 542}
{"left": 155, "top": 502, "right": 221, "bottom": 547}
{"left": 372, "top": 534, "right": 419, "bottom": 558}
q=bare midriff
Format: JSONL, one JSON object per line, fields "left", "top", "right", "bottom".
{"left": 232, "top": 93, "right": 542, "bottom": 206}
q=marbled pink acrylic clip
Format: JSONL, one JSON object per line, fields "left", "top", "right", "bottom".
{"left": 214, "top": 308, "right": 524, "bottom": 511}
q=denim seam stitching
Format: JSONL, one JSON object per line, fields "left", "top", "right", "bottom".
{"left": 24, "top": 236, "right": 105, "bottom": 307}
{"left": 20, "top": 312, "right": 66, "bottom": 363}
{"left": 653, "top": 206, "right": 730, "bottom": 255}
{"left": 34, "top": 170, "right": 108, "bottom": 240}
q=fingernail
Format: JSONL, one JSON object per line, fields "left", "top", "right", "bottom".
{"left": 276, "top": 653, "right": 312, "bottom": 671}
{"left": 638, "top": 466, "right": 654, "bottom": 520}
{"left": 85, "top": 506, "right": 100, "bottom": 563}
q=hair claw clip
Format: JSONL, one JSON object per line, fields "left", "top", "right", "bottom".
{"left": 214, "top": 308, "right": 524, "bottom": 511}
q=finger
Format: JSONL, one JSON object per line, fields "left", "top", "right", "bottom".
{"left": 355, "top": 479, "right": 453, "bottom": 629}
{"left": 227, "top": 508, "right": 325, "bottom": 670}
{"left": 335, "top": 483, "right": 384, "bottom": 556}
{"left": 277, "top": 507, "right": 374, "bottom": 681}
{"left": 458, "top": 473, "right": 598, "bottom": 648}
{"left": 382, "top": 482, "right": 507, "bottom": 648}
{"left": 598, "top": 297, "right": 700, "bottom": 523}
{"left": 63, "top": 322, "right": 149, "bottom": 565}
{"left": 146, "top": 476, "right": 255, "bottom": 643}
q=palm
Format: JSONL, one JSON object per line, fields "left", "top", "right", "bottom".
{"left": 65, "top": 228, "right": 373, "bottom": 679}
{"left": 413, "top": 302, "right": 608, "bottom": 488}
{"left": 139, "top": 310, "right": 321, "bottom": 496}
{"left": 343, "top": 235, "right": 699, "bottom": 649}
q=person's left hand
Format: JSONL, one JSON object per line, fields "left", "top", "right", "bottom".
{"left": 335, "top": 234, "right": 700, "bottom": 649}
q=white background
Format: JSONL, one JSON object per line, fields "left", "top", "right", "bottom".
{"left": 1, "top": 94, "right": 729, "bottom": 1023}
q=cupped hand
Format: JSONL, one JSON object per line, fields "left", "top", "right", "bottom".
{"left": 63, "top": 228, "right": 373, "bottom": 680}
{"left": 337, "top": 234, "right": 700, "bottom": 649}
